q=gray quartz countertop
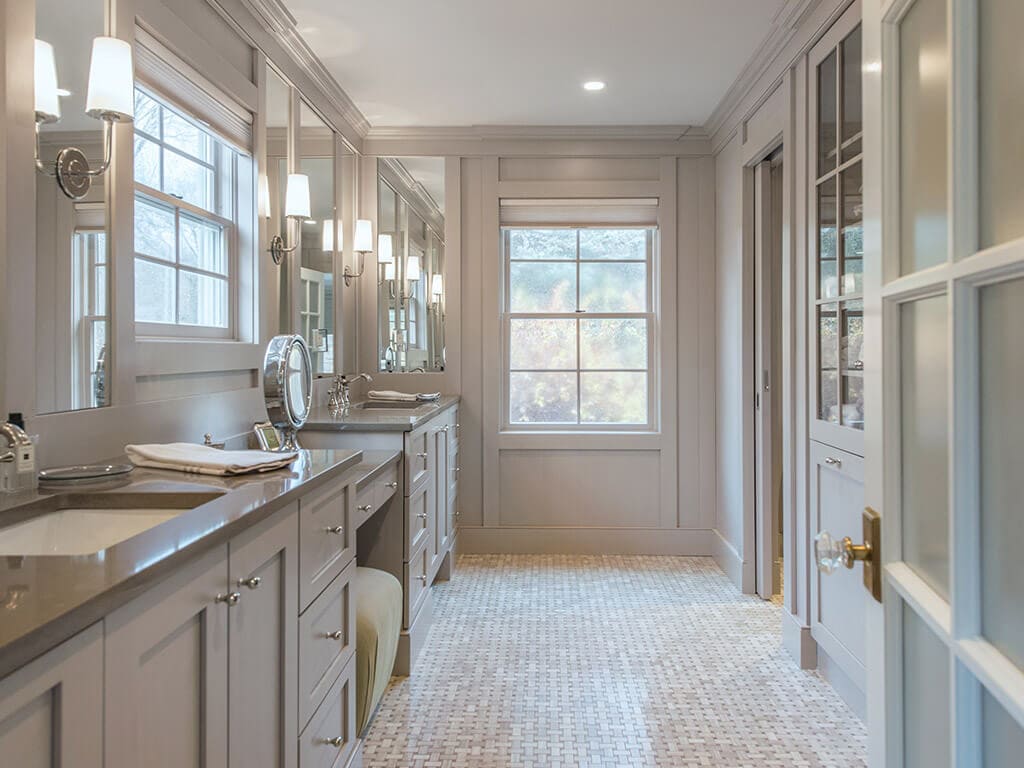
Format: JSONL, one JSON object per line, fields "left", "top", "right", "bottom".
{"left": 304, "top": 395, "right": 460, "bottom": 432}
{"left": 0, "top": 448, "right": 400, "bottom": 679}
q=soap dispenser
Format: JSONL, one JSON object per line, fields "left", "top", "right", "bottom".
{"left": 1, "top": 415, "right": 37, "bottom": 493}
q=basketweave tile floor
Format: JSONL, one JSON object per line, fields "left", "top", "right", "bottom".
{"left": 362, "top": 555, "right": 866, "bottom": 768}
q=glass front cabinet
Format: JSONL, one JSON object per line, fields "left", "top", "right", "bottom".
{"left": 811, "top": 18, "right": 864, "bottom": 457}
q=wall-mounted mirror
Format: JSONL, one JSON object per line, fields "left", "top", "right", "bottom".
{"left": 35, "top": 0, "right": 110, "bottom": 413}
{"left": 377, "top": 157, "right": 445, "bottom": 373}
{"left": 298, "top": 102, "right": 336, "bottom": 376}
{"left": 265, "top": 67, "right": 291, "bottom": 343}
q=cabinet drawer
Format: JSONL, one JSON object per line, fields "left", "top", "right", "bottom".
{"left": 404, "top": 541, "right": 431, "bottom": 628}
{"left": 354, "top": 482, "right": 376, "bottom": 529}
{"left": 375, "top": 462, "right": 400, "bottom": 508}
{"left": 299, "top": 481, "right": 354, "bottom": 611}
{"left": 299, "top": 655, "right": 356, "bottom": 768}
{"left": 404, "top": 424, "right": 431, "bottom": 493}
{"left": 406, "top": 481, "right": 430, "bottom": 559}
{"left": 299, "top": 560, "right": 356, "bottom": 729}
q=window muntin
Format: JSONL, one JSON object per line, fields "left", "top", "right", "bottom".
{"left": 133, "top": 87, "right": 247, "bottom": 336}
{"left": 72, "top": 225, "right": 108, "bottom": 408}
{"left": 503, "top": 227, "right": 656, "bottom": 429}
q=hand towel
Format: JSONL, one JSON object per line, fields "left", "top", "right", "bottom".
{"left": 367, "top": 390, "right": 419, "bottom": 402}
{"left": 125, "top": 443, "right": 298, "bottom": 476}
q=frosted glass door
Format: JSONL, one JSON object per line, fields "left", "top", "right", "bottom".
{"left": 868, "top": 0, "right": 1024, "bottom": 762}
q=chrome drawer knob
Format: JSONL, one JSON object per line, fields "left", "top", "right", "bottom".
{"left": 824, "top": 456, "right": 842, "bottom": 467}
{"left": 416, "top": 452, "right": 428, "bottom": 459}
{"left": 325, "top": 630, "right": 344, "bottom": 641}
{"left": 215, "top": 591, "right": 241, "bottom": 606}
{"left": 418, "top": 574, "right": 427, "bottom": 583}
{"left": 325, "top": 525, "right": 345, "bottom": 535}
{"left": 417, "top": 512, "right": 428, "bottom": 519}
{"left": 357, "top": 504, "right": 373, "bottom": 512}
{"left": 386, "top": 481, "right": 398, "bottom": 489}
{"left": 324, "top": 736, "right": 344, "bottom": 748}
{"left": 238, "top": 576, "right": 261, "bottom": 590}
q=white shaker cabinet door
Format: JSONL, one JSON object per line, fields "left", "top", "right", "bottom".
{"left": 0, "top": 623, "right": 103, "bottom": 768}
{"left": 104, "top": 545, "right": 230, "bottom": 768}
{"left": 228, "top": 505, "right": 299, "bottom": 768}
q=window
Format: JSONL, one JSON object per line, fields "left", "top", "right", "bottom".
{"left": 72, "top": 211, "right": 107, "bottom": 409}
{"left": 502, "top": 227, "right": 657, "bottom": 429}
{"left": 133, "top": 87, "right": 250, "bottom": 337}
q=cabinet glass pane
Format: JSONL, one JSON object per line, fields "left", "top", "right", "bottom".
{"left": 841, "top": 165, "right": 863, "bottom": 295}
{"left": 819, "top": 305, "right": 839, "bottom": 423}
{"left": 980, "top": 277, "right": 1024, "bottom": 670}
{"left": 819, "top": 177, "right": 839, "bottom": 299}
{"left": 841, "top": 25, "right": 863, "bottom": 162}
{"left": 818, "top": 50, "right": 838, "bottom": 177}
{"left": 899, "top": 0, "right": 949, "bottom": 274}
{"left": 979, "top": 0, "right": 1024, "bottom": 248}
{"left": 903, "top": 603, "right": 951, "bottom": 768}
{"left": 900, "top": 295, "right": 949, "bottom": 598}
{"left": 841, "top": 299, "right": 864, "bottom": 373}
{"left": 983, "top": 690, "right": 1024, "bottom": 766}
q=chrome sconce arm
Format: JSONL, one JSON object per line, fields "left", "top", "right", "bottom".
{"left": 34, "top": 115, "right": 117, "bottom": 200}
{"left": 343, "top": 250, "right": 371, "bottom": 287}
{"left": 268, "top": 233, "right": 299, "bottom": 265}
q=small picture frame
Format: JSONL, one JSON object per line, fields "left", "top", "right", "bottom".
{"left": 253, "top": 421, "right": 283, "bottom": 452}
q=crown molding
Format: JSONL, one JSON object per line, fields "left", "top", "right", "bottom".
{"left": 239, "top": 0, "right": 370, "bottom": 137}
{"left": 380, "top": 157, "right": 446, "bottom": 229}
{"left": 366, "top": 124, "right": 701, "bottom": 142}
{"left": 703, "top": 0, "right": 831, "bottom": 153}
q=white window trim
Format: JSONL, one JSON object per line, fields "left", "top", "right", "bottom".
{"left": 132, "top": 85, "right": 253, "bottom": 342}
{"left": 500, "top": 226, "right": 659, "bottom": 433}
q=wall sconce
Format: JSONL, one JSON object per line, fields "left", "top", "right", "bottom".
{"left": 406, "top": 255, "right": 422, "bottom": 282}
{"left": 35, "top": 37, "right": 134, "bottom": 200}
{"left": 268, "top": 173, "right": 311, "bottom": 264}
{"left": 343, "top": 219, "right": 374, "bottom": 286}
{"left": 431, "top": 274, "right": 444, "bottom": 302}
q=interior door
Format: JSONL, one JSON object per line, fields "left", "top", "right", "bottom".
{"left": 859, "top": 0, "right": 1024, "bottom": 764}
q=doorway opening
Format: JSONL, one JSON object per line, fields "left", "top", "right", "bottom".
{"left": 754, "top": 146, "right": 784, "bottom": 601}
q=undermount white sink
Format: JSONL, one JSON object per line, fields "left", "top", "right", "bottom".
{"left": 0, "top": 492, "right": 224, "bottom": 556}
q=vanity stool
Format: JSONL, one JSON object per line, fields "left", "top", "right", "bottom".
{"left": 355, "top": 566, "right": 403, "bottom": 734}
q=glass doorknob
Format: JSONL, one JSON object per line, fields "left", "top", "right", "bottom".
{"left": 815, "top": 531, "right": 846, "bottom": 574}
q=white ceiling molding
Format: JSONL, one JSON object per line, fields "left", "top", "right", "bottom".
{"left": 239, "top": 0, "right": 370, "bottom": 136}
{"left": 366, "top": 125, "right": 699, "bottom": 143}
{"left": 703, "top": 0, "right": 853, "bottom": 154}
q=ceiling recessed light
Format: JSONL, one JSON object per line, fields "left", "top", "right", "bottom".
{"left": 583, "top": 80, "right": 605, "bottom": 92}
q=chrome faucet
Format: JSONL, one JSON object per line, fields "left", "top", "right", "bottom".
{"left": 328, "top": 373, "right": 373, "bottom": 414}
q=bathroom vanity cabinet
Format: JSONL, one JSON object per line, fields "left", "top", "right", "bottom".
{"left": 302, "top": 398, "right": 460, "bottom": 674}
{"left": 0, "top": 450, "right": 398, "bottom": 768}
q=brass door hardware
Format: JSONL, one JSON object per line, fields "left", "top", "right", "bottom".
{"left": 814, "top": 507, "right": 882, "bottom": 602}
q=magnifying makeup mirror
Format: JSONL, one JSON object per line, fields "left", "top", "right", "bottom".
{"left": 263, "top": 334, "right": 312, "bottom": 451}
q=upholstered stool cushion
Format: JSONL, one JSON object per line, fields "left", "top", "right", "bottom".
{"left": 355, "top": 566, "right": 402, "bottom": 734}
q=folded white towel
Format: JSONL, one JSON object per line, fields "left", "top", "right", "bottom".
{"left": 125, "top": 443, "right": 298, "bottom": 476}
{"left": 366, "top": 390, "right": 442, "bottom": 403}
{"left": 367, "top": 390, "right": 418, "bottom": 402}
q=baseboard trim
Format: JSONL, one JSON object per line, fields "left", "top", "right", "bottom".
{"left": 818, "top": 645, "right": 866, "bottom": 722}
{"left": 458, "top": 526, "right": 717, "bottom": 555}
{"left": 782, "top": 610, "right": 817, "bottom": 669}
{"left": 712, "top": 529, "right": 752, "bottom": 592}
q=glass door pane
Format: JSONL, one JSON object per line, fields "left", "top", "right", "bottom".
{"left": 818, "top": 49, "right": 838, "bottom": 177}
{"left": 840, "top": 25, "right": 863, "bottom": 163}
{"left": 819, "top": 305, "right": 839, "bottom": 424}
{"left": 983, "top": 691, "right": 1024, "bottom": 764}
{"left": 841, "top": 165, "right": 863, "bottom": 295}
{"left": 899, "top": 0, "right": 949, "bottom": 274}
{"left": 819, "top": 177, "right": 839, "bottom": 300}
{"left": 903, "top": 603, "right": 951, "bottom": 768}
{"left": 979, "top": 0, "right": 1024, "bottom": 249}
{"left": 900, "top": 295, "right": 949, "bottom": 597}
{"left": 980, "top": 277, "right": 1024, "bottom": 671}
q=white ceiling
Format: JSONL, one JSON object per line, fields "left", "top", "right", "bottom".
{"left": 283, "top": 0, "right": 787, "bottom": 127}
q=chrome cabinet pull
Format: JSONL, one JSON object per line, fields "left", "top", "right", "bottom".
{"left": 325, "top": 525, "right": 345, "bottom": 535}
{"left": 417, "top": 574, "right": 427, "bottom": 583}
{"left": 386, "top": 481, "right": 398, "bottom": 489}
{"left": 237, "top": 576, "right": 261, "bottom": 590}
{"left": 357, "top": 504, "right": 373, "bottom": 512}
{"left": 824, "top": 456, "right": 842, "bottom": 467}
{"left": 417, "top": 512, "right": 428, "bottom": 520}
{"left": 323, "top": 737, "right": 344, "bottom": 748}
{"left": 416, "top": 452, "right": 428, "bottom": 459}
{"left": 324, "top": 630, "right": 344, "bottom": 641}
{"left": 215, "top": 591, "right": 241, "bottom": 606}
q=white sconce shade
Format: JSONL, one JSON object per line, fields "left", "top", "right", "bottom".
{"left": 378, "top": 234, "right": 394, "bottom": 264}
{"left": 258, "top": 175, "right": 271, "bottom": 219}
{"left": 407, "top": 255, "right": 422, "bottom": 281}
{"left": 34, "top": 40, "right": 60, "bottom": 122}
{"left": 85, "top": 37, "right": 134, "bottom": 121}
{"left": 284, "top": 174, "right": 311, "bottom": 219}
{"left": 354, "top": 219, "right": 373, "bottom": 252}
{"left": 431, "top": 274, "right": 444, "bottom": 298}
{"left": 322, "top": 220, "right": 335, "bottom": 252}
{"left": 384, "top": 262, "right": 396, "bottom": 281}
